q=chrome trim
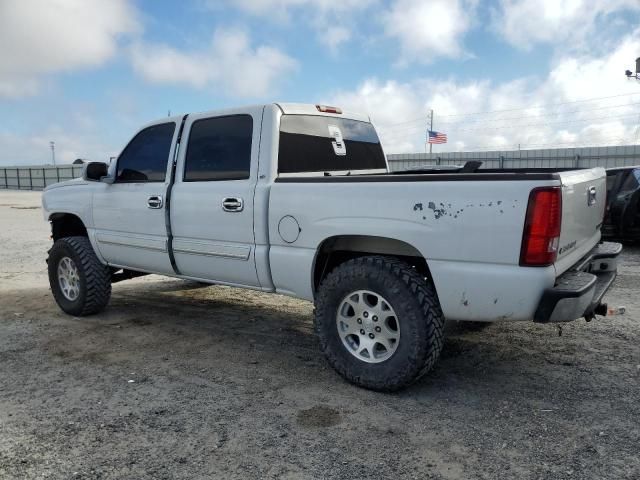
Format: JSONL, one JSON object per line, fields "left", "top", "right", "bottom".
{"left": 147, "top": 195, "right": 164, "bottom": 209}
{"left": 98, "top": 240, "right": 167, "bottom": 253}
{"left": 173, "top": 248, "right": 249, "bottom": 260}
{"left": 96, "top": 233, "right": 167, "bottom": 252}
{"left": 222, "top": 197, "right": 244, "bottom": 212}
{"left": 172, "top": 240, "right": 251, "bottom": 260}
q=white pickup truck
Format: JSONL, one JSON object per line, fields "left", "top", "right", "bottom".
{"left": 42, "top": 103, "right": 621, "bottom": 391}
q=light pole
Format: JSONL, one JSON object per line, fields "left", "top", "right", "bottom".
{"left": 624, "top": 57, "right": 640, "bottom": 81}
{"left": 49, "top": 141, "right": 56, "bottom": 166}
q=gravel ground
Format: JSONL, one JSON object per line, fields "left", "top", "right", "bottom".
{"left": 0, "top": 190, "right": 639, "bottom": 480}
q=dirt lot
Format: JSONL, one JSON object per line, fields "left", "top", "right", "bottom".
{"left": 0, "top": 190, "right": 638, "bottom": 480}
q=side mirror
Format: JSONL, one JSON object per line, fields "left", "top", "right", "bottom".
{"left": 83, "top": 162, "right": 109, "bottom": 182}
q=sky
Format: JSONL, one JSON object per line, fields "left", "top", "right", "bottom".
{"left": 1, "top": 0, "right": 640, "bottom": 165}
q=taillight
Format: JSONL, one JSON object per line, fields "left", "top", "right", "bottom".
{"left": 520, "top": 187, "right": 562, "bottom": 266}
{"left": 316, "top": 104, "right": 342, "bottom": 114}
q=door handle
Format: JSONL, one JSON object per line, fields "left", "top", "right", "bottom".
{"left": 222, "top": 197, "right": 244, "bottom": 212}
{"left": 147, "top": 195, "right": 163, "bottom": 209}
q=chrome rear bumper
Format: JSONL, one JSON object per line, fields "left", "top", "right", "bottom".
{"left": 534, "top": 242, "right": 622, "bottom": 323}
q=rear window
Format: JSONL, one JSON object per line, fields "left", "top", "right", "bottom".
{"left": 278, "top": 115, "right": 386, "bottom": 174}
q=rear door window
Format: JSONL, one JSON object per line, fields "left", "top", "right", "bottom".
{"left": 116, "top": 123, "right": 175, "bottom": 182}
{"left": 278, "top": 115, "right": 386, "bottom": 174}
{"left": 183, "top": 115, "right": 253, "bottom": 181}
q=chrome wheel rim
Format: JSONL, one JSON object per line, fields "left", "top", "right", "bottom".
{"left": 336, "top": 290, "right": 400, "bottom": 364}
{"left": 57, "top": 256, "right": 80, "bottom": 301}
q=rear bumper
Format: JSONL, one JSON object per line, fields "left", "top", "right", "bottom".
{"left": 534, "top": 241, "right": 622, "bottom": 323}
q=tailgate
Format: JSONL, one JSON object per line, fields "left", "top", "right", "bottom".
{"left": 555, "top": 167, "right": 606, "bottom": 275}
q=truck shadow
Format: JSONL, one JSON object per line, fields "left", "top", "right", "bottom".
{"left": 5, "top": 278, "right": 621, "bottom": 403}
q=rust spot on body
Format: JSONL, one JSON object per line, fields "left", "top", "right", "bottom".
{"left": 460, "top": 292, "right": 469, "bottom": 307}
{"left": 428, "top": 201, "right": 447, "bottom": 220}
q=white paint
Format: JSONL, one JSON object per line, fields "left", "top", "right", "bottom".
{"left": 42, "top": 103, "right": 610, "bottom": 323}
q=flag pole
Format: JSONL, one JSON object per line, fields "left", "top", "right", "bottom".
{"left": 429, "top": 109, "right": 434, "bottom": 154}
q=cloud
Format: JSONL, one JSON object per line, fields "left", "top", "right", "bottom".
{"left": 226, "top": 0, "right": 477, "bottom": 61}
{"left": 129, "top": 28, "right": 297, "bottom": 98}
{"left": 0, "top": 93, "right": 152, "bottom": 166}
{"left": 224, "top": 0, "right": 317, "bottom": 21}
{"left": 226, "top": 0, "right": 374, "bottom": 21}
{"left": 222, "top": 0, "right": 375, "bottom": 51}
{"left": 0, "top": 0, "right": 139, "bottom": 99}
{"left": 493, "top": 0, "right": 640, "bottom": 50}
{"left": 381, "top": 0, "right": 477, "bottom": 64}
{"left": 0, "top": 128, "right": 117, "bottom": 166}
{"left": 0, "top": 78, "right": 40, "bottom": 99}
{"left": 329, "top": 28, "right": 640, "bottom": 154}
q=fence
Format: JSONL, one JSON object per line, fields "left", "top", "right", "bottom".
{"left": 0, "top": 165, "right": 84, "bottom": 191}
{"left": 2, "top": 143, "right": 640, "bottom": 190}
{"left": 387, "top": 144, "right": 640, "bottom": 171}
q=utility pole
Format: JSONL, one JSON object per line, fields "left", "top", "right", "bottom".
{"left": 429, "top": 109, "right": 434, "bottom": 154}
{"left": 625, "top": 57, "right": 640, "bottom": 81}
{"left": 625, "top": 56, "right": 640, "bottom": 143}
{"left": 49, "top": 141, "right": 56, "bottom": 166}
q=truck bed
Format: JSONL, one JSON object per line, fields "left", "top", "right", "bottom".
{"left": 275, "top": 168, "right": 579, "bottom": 183}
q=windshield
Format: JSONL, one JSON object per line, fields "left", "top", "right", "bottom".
{"left": 278, "top": 115, "right": 386, "bottom": 174}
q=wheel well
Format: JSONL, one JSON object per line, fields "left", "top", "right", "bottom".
{"left": 50, "top": 213, "right": 87, "bottom": 241}
{"left": 313, "top": 235, "right": 432, "bottom": 292}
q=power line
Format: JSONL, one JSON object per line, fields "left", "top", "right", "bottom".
{"left": 380, "top": 100, "right": 640, "bottom": 131}
{"left": 412, "top": 136, "right": 636, "bottom": 153}
{"left": 377, "top": 91, "right": 640, "bottom": 128}
{"left": 379, "top": 102, "right": 640, "bottom": 130}
{"left": 437, "top": 92, "right": 640, "bottom": 117}
{"left": 436, "top": 102, "right": 640, "bottom": 126}
{"left": 379, "top": 112, "right": 639, "bottom": 138}
{"left": 442, "top": 112, "right": 637, "bottom": 133}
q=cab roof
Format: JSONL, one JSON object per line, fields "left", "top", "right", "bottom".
{"left": 275, "top": 103, "right": 371, "bottom": 123}
{"left": 143, "top": 103, "right": 372, "bottom": 131}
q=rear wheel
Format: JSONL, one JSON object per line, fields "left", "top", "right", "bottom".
{"left": 48, "top": 236, "right": 111, "bottom": 316}
{"left": 315, "top": 256, "right": 445, "bottom": 391}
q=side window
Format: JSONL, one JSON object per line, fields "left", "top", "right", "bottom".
{"left": 620, "top": 170, "right": 640, "bottom": 194}
{"left": 116, "top": 123, "right": 176, "bottom": 182}
{"left": 606, "top": 173, "right": 618, "bottom": 195}
{"left": 184, "top": 115, "right": 253, "bottom": 181}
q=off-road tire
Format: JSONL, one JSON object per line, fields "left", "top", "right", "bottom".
{"left": 48, "top": 236, "right": 111, "bottom": 316}
{"left": 315, "top": 255, "right": 445, "bottom": 391}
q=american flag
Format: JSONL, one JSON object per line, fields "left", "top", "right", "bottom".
{"left": 427, "top": 130, "right": 447, "bottom": 144}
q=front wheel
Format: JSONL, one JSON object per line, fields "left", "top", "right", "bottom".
{"left": 47, "top": 236, "right": 111, "bottom": 316}
{"left": 314, "top": 256, "right": 445, "bottom": 391}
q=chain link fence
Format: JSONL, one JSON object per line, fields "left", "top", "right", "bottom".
{"left": 387, "top": 144, "right": 640, "bottom": 171}
{"left": 0, "top": 165, "right": 84, "bottom": 191}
